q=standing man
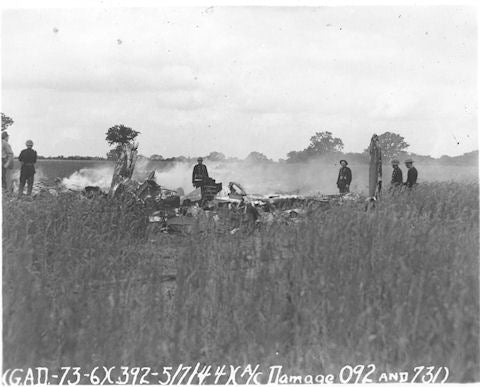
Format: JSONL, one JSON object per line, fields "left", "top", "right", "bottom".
{"left": 337, "top": 159, "right": 352, "bottom": 193}
{"left": 390, "top": 159, "right": 403, "bottom": 188}
{"left": 2, "top": 131, "right": 14, "bottom": 194}
{"left": 368, "top": 134, "right": 382, "bottom": 199}
{"left": 404, "top": 158, "right": 418, "bottom": 188}
{"left": 192, "top": 157, "right": 209, "bottom": 188}
{"left": 18, "top": 139, "right": 37, "bottom": 197}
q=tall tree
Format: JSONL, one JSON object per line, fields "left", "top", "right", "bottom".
{"left": 377, "top": 131, "right": 409, "bottom": 161}
{"left": 1, "top": 113, "right": 14, "bottom": 132}
{"left": 286, "top": 131, "right": 344, "bottom": 163}
{"left": 307, "top": 131, "right": 344, "bottom": 154}
{"left": 105, "top": 124, "right": 140, "bottom": 146}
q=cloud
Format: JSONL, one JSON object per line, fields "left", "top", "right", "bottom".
{"left": 1, "top": 6, "right": 477, "bottom": 159}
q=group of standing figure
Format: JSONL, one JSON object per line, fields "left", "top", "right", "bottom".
{"left": 2, "top": 131, "right": 419, "bottom": 200}
{"left": 337, "top": 134, "right": 418, "bottom": 196}
{"left": 2, "top": 131, "right": 38, "bottom": 197}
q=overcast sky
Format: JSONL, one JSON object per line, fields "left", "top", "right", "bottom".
{"left": 1, "top": 6, "right": 477, "bottom": 159}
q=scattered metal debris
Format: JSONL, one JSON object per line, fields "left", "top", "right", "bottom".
{"left": 27, "top": 144, "right": 363, "bottom": 234}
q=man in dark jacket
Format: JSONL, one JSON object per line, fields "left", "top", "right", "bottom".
{"left": 192, "top": 157, "right": 209, "bottom": 188}
{"left": 390, "top": 159, "right": 403, "bottom": 187}
{"left": 337, "top": 160, "right": 352, "bottom": 193}
{"left": 18, "top": 139, "right": 37, "bottom": 197}
{"left": 404, "top": 158, "right": 418, "bottom": 188}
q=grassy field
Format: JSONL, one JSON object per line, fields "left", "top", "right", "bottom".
{"left": 2, "top": 180, "right": 478, "bottom": 383}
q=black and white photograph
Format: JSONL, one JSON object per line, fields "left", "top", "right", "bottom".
{"left": 1, "top": 0, "right": 479, "bottom": 384}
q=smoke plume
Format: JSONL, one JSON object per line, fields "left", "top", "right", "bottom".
{"left": 57, "top": 157, "right": 478, "bottom": 196}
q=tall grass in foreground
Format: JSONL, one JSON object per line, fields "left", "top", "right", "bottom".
{"left": 174, "top": 182, "right": 479, "bottom": 382}
{"left": 3, "top": 182, "right": 479, "bottom": 382}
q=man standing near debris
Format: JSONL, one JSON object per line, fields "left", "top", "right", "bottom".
{"left": 18, "top": 139, "right": 37, "bottom": 197}
{"left": 336, "top": 159, "right": 352, "bottom": 193}
{"left": 192, "top": 157, "right": 209, "bottom": 188}
{"left": 390, "top": 159, "right": 403, "bottom": 189}
{"left": 404, "top": 158, "right": 418, "bottom": 188}
{"left": 2, "top": 131, "right": 14, "bottom": 193}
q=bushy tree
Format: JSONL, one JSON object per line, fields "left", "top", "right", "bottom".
{"left": 206, "top": 151, "right": 226, "bottom": 161}
{"left": 105, "top": 124, "right": 140, "bottom": 146}
{"left": 378, "top": 131, "right": 409, "bottom": 161}
{"left": 362, "top": 132, "right": 410, "bottom": 161}
{"left": 307, "top": 131, "right": 344, "bottom": 153}
{"left": 286, "top": 131, "right": 344, "bottom": 162}
{"left": 246, "top": 151, "right": 270, "bottom": 163}
{"left": 150, "top": 154, "right": 164, "bottom": 161}
{"left": 1, "top": 113, "right": 14, "bottom": 132}
{"left": 286, "top": 150, "right": 310, "bottom": 163}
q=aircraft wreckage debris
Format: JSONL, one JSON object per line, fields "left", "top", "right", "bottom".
{"left": 26, "top": 144, "right": 363, "bottom": 233}
{"left": 30, "top": 172, "right": 361, "bottom": 234}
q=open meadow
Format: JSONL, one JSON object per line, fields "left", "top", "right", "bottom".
{"left": 2, "top": 179, "right": 479, "bottom": 383}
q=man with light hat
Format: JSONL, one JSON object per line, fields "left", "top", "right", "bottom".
{"left": 390, "top": 158, "right": 403, "bottom": 188}
{"left": 2, "top": 131, "right": 14, "bottom": 193}
{"left": 404, "top": 158, "right": 418, "bottom": 188}
{"left": 18, "top": 139, "right": 37, "bottom": 197}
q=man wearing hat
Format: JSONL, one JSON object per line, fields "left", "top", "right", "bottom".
{"left": 192, "top": 157, "right": 209, "bottom": 188}
{"left": 336, "top": 159, "right": 352, "bottom": 194}
{"left": 2, "top": 131, "right": 14, "bottom": 193}
{"left": 18, "top": 139, "right": 37, "bottom": 197}
{"left": 404, "top": 158, "right": 418, "bottom": 188}
{"left": 390, "top": 159, "right": 403, "bottom": 188}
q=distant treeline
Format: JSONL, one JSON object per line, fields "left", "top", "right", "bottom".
{"left": 36, "top": 130, "right": 478, "bottom": 166}
{"left": 3, "top": 113, "right": 477, "bottom": 167}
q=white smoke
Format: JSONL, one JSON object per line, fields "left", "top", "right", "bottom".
{"left": 152, "top": 162, "right": 193, "bottom": 192}
{"left": 149, "top": 160, "right": 342, "bottom": 195}
{"left": 61, "top": 166, "right": 114, "bottom": 190}
{"left": 58, "top": 158, "right": 478, "bottom": 196}
{"left": 58, "top": 159, "right": 342, "bottom": 195}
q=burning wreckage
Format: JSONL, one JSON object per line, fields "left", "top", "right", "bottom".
{"left": 32, "top": 143, "right": 361, "bottom": 232}
{"left": 114, "top": 177, "right": 359, "bottom": 233}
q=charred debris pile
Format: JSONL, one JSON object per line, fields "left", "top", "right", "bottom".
{"left": 29, "top": 144, "right": 362, "bottom": 233}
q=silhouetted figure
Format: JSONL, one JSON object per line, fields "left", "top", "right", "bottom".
{"left": 404, "top": 158, "right": 418, "bottom": 188}
{"left": 192, "top": 157, "right": 209, "bottom": 188}
{"left": 390, "top": 159, "right": 403, "bottom": 187}
{"left": 337, "top": 159, "right": 352, "bottom": 193}
{"left": 18, "top": 140, "right": 37, "bottom": 197}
